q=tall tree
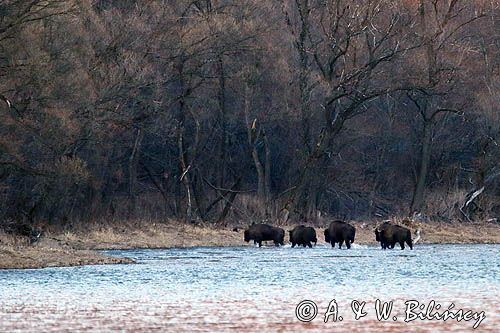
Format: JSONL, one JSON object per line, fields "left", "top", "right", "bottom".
{"left": 408, "top": 0, "right": 486, "bottom": 214}
{"left": 280, "top": 0, "right": 411, "bottom": 222}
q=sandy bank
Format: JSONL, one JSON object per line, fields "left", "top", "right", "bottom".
{"left": 1, "top": 220, "right": 499, "bottom": 269}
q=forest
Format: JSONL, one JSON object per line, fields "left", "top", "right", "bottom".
{"left": 0, "top": 0, "right": 498, "bottom": 230}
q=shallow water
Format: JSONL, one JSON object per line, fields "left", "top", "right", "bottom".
{"left": 0, "top": 244, "right": 498, "bottom": 332}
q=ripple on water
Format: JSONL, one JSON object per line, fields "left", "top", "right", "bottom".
{"left": 0, "top": 244, "right": 498, "bottom": 332}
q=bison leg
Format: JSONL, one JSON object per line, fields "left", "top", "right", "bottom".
{"left": 399, "top": 241, "right": 405, "bottom": 250}
{"left": 291, "top": 242, "right": 296, "bottom": 248}
{"left": 330, "top": 241, "right": 335, "bottom": 248}
{"left": 338, "top": 240, "right": 344, "bottom": 249}
{"left": 258, "top": 241, "right": 262, "bottom": 247}
{"left": 307, "top": 242, "right": 312, "bottom": 248}
{"left": 407, "top": 239, "right": 413, "bottom": 250}
{"left": 345, "top": 239, "right": 351, "bottom": 249}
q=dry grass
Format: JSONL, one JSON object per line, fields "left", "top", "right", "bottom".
{"left": 0, "top": 231, "right": 133, "bottom": 269}
{"left": 1, "top": 219, "right": 499, "bottom": 269}
{"left": 56, "top": 220, "right": 246, "bottom": 250}
{"left": 412, "top": 221, "right": 500, "bottom": 244}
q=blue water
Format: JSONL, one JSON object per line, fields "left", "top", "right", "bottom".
{"left": 0, "top": 244, "right": 498, "bottom": 332}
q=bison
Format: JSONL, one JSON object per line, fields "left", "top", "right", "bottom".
{"left": 244, "top": 223, "right": 285, "bottom": 247}
{"left": 289, "top": 225, "right": 317, "bottom": 248}
{"left": 324, "top": 220, "right": 356, "bottom": 249}
{"left": 374, "top": 222, "right": 413, "bottom": 250}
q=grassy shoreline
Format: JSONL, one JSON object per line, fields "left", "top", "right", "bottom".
{"left": 1, "top": 220, "right": 499, "bottom": 269}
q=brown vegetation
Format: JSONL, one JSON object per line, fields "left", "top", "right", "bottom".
{"left": 0, "top": 1, "right": 498, "bottom": 237}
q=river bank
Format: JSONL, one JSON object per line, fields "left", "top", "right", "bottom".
{"left": 1, "top": 220, "right": 499, "bottom": 269}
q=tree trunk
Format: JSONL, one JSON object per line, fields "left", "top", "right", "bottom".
{"left": 128, "top": 128, "right": 143, "bottom": 214}
{"left": 409, "top": 0, "right": 438, "bottom": 215}
{"left": 244, "top": 85, "right": 266, "bottom": 210}
{"left": 411, "top": 119, "right": 432, "bottom": 213}
{"left": 297, "top": 0, "right": 312, "bottom": 153}
{"left": 216, "top": 177, "right": 242, "bottom": 225}
{"left": 191, "top": 170, "right": 206, "bottom": 222}
{"left": 176, "top": 57, "right": 200, "bottom": 223}
{"left": 217, "top": 55, "right": 227, "bottom": 189}
{"left": 263, "top": 129, "right": 271, "bottom": 216}
{"left": 283, "top": 104, "right": 345, "bottom": 223}
{"left": 252, "top": 141, "right": 265, "bottom": 201}
{"left": 178, "top": 122, "right": 193, "bottom": 222}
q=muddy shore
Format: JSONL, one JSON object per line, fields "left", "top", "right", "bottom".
{"left": 1, "top": 220, "right": 499, "bottom": 269}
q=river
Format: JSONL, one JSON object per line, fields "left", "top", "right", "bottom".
{"left": 0, "top": 244, "right": 498, "bottom": 332}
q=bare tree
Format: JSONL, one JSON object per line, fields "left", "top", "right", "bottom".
{"left": 280, "top": 0, "right": 411, "bottom": 222}
{"left": 408, "top": 0, "right": 486, "bottom": 214}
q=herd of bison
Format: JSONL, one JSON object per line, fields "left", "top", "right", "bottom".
{"left": 244, "top": 221, "right": 414, "bottom": 250}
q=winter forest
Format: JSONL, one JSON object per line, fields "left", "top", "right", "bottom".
{"left": 0, "top": 0, "right": 499, "bottom": 229}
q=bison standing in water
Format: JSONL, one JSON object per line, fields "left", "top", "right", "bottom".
{"left": 374, "top": 222, "right": 413, "bottom": 250}
{"left": 324, "top": 220, "right": 356, "bottom": 249}
{"left": 244, "top": 223, "right": 285, "bottom": 247}
{"left": 289, "top": 225, "right": 317, "bottom": 248}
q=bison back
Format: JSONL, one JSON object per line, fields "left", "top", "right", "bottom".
{"left": 304, "top": 227, "right": 317, "bottom": 243}
{"left": 291, "top": 225, "right": 316, "bottom": 244}
{"left": 327, "top": 220, "right": 355, "bottom": 242}
{"left": 246, "top": 223, "right": 275, "bottom": 241}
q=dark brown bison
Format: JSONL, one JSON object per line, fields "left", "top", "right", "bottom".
{"left": 244, "top": 223, "right": 285, "bottom": 247}
{"left": 374, "top": 222, "right": 413, "bottom": 250}
{"left": 289, "top": 225, "right": 317, "bottom": 248}
{"left": 324, "top": 220, "right": 356, "bottom": 249}
{"left": 374, "top": 222, "right": 389, "bottom": 249}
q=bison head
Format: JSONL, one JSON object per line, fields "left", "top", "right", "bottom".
{"left": 311, "top": 231, "right": 318, "bottom": 243}
{"left": 244, "top": 229, "right": 251, "bottom": 242}
{"left": 277, "top": 229, "right": 285, "bottom": 245}
{"left": 324, "top": 229, "right": 330, "bottom": 243}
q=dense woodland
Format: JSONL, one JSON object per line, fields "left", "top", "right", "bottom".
{"left": 0, "top": 0, "right": 498, "bottom": 230}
